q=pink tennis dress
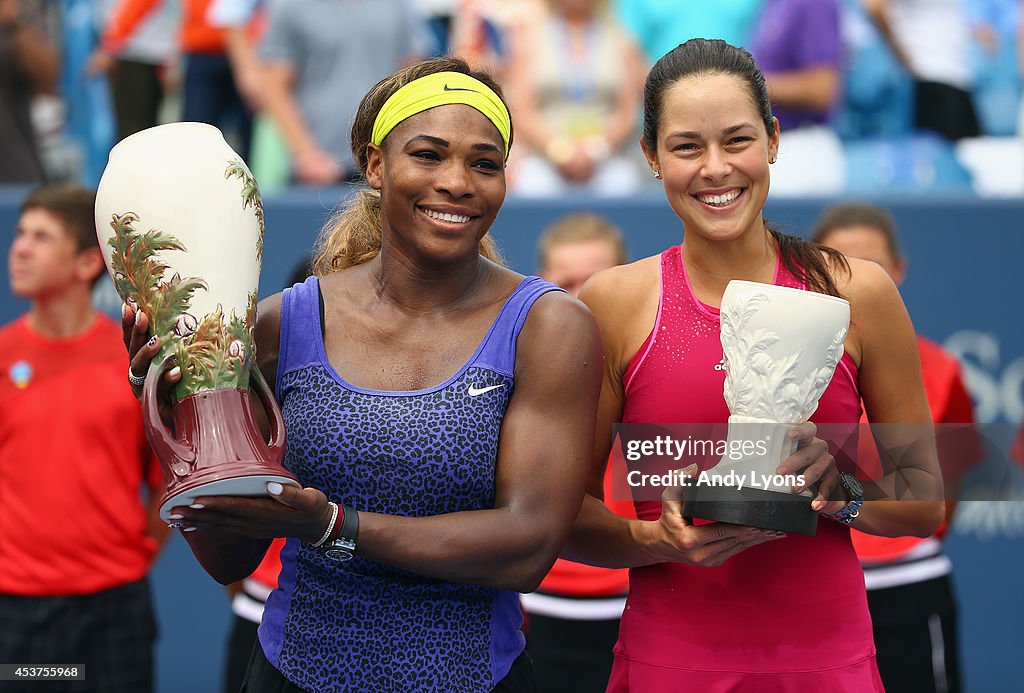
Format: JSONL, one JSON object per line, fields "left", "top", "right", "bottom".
{"left": 609, "top": 245, "right": 884, "bottom": 692}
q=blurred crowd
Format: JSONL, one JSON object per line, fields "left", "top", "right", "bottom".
{"left": 1, "top": 0, "right": 1022, "bottom": 197}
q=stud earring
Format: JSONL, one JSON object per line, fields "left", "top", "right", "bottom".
{"left": 769, "top": 155, "right": 777, "bottom": 164}
{"left": 653, "top": 169, "right": 662, "bottom": 179}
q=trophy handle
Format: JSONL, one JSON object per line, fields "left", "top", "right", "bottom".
{"left": 250, "top": 366, "right": 286, "bottom": 459}
{"left": 144, "top": 353, "right": 197, "bottom": 466}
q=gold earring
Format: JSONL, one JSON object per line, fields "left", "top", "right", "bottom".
{"left": 653, "top": 169, "right": 662, "bottom": 179}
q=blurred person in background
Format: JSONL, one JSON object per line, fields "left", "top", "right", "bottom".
{"left": 834, "top": 0, "right": 913, "bottom": 140}
{"left": 813, "top": 202, "right": 984, "bottom": 693}
{"left": 88, "top": 0, "right": 176, "bottom": 143}
{"left": 449, "top": 0, "right": 544, "bottom": 76}
{"left": 505, "top": 0, "right": 646, "bottom": 198}
{"left": 205, "top": 0, "right": 297, "bottom": 192}
{"left": 258, "top": 0, "right": 429, "bottom": 186}
{"left": 750, "top": 0, "right": 845, "bottom": 195}
{"left": 0, "top": 184, "right": 167, "bottom": 692}
{"left": 99, "top": 0, "right": 254, "bottom": 158}
{"left": 865, "top": 0, "right": 981, "bottom": 141}
{"left": 415, "top": 0, "right": 458, "bottom": 56}
{"left": 523, "top": 211, "right": 633, "bottom": 692}
{"left": 0, "top": 0, "right": 59, "bottom": 184}
{"left": 965, "top": 0, "right": 1022, "bottom": 136}
{"left": 614, "top": 0, "right": 764, "bottom": 66}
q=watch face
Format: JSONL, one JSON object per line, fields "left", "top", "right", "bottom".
{"left": 842, "top": 473, "right": 864, "bottom": 499}
{"left": 325, "top": 547, "right": 354, "bottom": 562}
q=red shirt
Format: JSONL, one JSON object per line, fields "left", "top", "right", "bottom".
{"left": 852, "top": 336, "right": 983, "bottom": 562}
{"left": 103, "top": 0, "right": 225, "bottom": 55}
{"left": 0, "top": 315, "right": 159, "bottom": 595}
{"left": 249, "top": 537, "right": 285, "bottom": 589}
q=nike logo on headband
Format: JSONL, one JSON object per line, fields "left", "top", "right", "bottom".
{"left": 443, "top": 84, "right": 479, "bottom": 93}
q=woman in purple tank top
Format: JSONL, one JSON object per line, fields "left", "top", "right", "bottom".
{"left": 563, "top": 39, "right": 945, "bottom": 691}
{"left": 124, "top": 57, "right": 602, "bottom": 692}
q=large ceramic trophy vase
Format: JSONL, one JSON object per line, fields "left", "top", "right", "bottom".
{"left": 95, "top": 122, "right": 298, "bottom": 520}
{"left": 681, "top": 280, "right": 850, "bottom": 534}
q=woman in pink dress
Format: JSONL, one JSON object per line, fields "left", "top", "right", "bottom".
{"left": 565, "top": 38, "right": 945, "bottom": 692}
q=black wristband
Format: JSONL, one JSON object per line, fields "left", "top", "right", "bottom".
{"left": 338, "top": 504, "right": 358, "bottom": 545}
{"left": 322, "top": 504, "right": 358, "bottom": 561}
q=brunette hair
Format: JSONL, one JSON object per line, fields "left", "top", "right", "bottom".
{"left": 20, "top": 184, "right": 105, "bottom": 286}
{"left": 811, "top": 202, "right": 902, "bottom": 259}
{"left": 538, "top": 212, "right": 628, "bottom": 270}
{"left": 313, "top": 57, "right": 511, "bottom": 275}
{"left": 21, "top": 184, "right": 98, "bottom": 253}
{"left": 642, "top": 39, "right": 848, "bottom": 296}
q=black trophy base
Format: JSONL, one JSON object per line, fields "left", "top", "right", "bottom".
{"left": 681, "top": 483, "right": 818, "bottom": 535}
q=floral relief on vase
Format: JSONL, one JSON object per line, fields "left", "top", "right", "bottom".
{"left": 721, "top": 287, "right": 849, "bottom": 424}
{"left": 105, "top": 209, "right": 258, "bottom": 399}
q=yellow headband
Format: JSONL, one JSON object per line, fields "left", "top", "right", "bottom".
{"left": 370, "top": 72, "right": 511, "bottom": 157}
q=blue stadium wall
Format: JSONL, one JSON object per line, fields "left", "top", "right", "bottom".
{"left": 1, "top": 188, "right": 1021, "bottom": 691}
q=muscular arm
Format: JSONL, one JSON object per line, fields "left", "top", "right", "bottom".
{"left": 353, "top": 293, "right": 603, "bottom": 592}
{"left": 842, "top": 259, "right": 945, "bottom": 537}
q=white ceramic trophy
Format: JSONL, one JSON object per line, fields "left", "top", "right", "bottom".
{"left": 95, "top": 122, "right": 299, "bottom": 522}
{"left": 681, "top": 280, "right": 850, "bottom": 534}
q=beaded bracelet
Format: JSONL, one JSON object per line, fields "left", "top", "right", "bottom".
{"left": 311, "top": 501, "right": 339, "bottom": 547}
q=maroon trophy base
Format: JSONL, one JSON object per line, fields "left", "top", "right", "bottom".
{"left": 144, "top": 365, "right": 297, "bottom": 523}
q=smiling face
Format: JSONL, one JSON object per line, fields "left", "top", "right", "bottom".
{"left": 642, "top": 72, "right": 779, "bottom": 245}
{"left": 365, "top": 104, "right": 506, "bottom": 267}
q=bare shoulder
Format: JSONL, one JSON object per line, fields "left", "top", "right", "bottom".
{"left": 836, "top": 256, "right": 900, "bottom": 308}
{"left": 519, "top": 290, "right": 599, "bottom": 347}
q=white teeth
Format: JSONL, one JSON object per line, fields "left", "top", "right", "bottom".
{"left": 698, "top": 190, "right": 740, "bottom": 206}
{"left": 423, "top": 208, "right": 470, "bottom": 223}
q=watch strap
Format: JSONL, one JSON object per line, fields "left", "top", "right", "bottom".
{"left": 827, "top": 498, "right": 863, "bottom": 525}
{"left": 322, "top": 504, "right": 358, "bottom": 561}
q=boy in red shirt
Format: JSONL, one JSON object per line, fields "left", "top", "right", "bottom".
{"left": 0, "top": 185, "right": 166, "bottom": 692}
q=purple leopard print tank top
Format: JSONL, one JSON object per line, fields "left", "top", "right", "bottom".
{"left": 259, "top": 275, "right": 561, "bottom": 692}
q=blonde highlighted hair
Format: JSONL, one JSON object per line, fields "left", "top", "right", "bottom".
{"left": 313, "top": 57, "right": 512, "bottom": 275}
